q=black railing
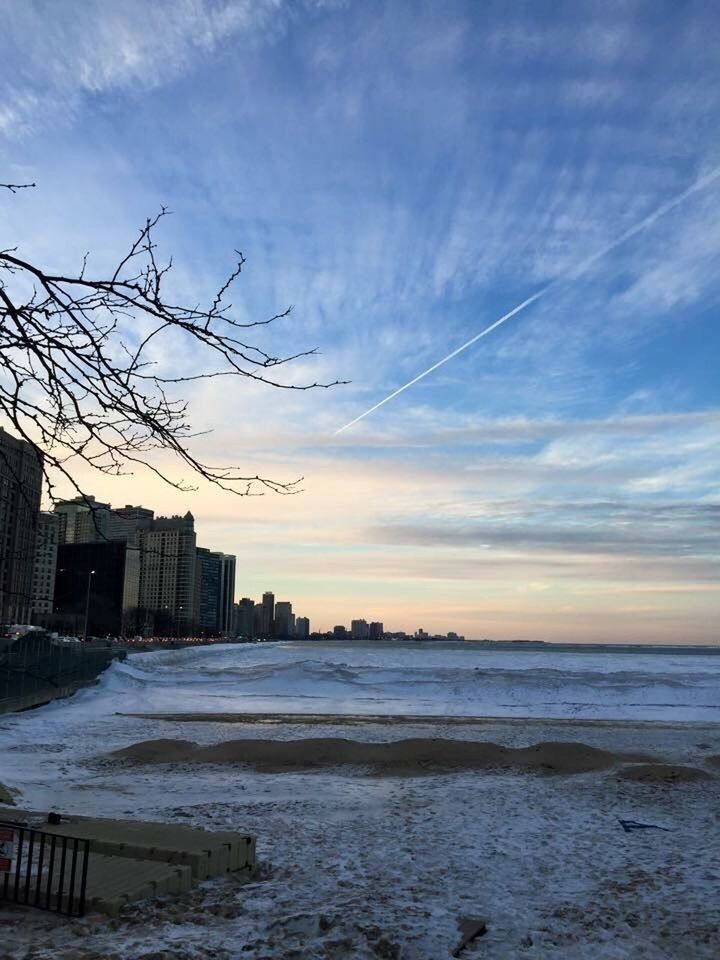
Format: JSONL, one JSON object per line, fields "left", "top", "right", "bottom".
{"left": 0, "top": 821, "right": 90, "bottom": 916}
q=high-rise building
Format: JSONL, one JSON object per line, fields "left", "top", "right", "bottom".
{"left": 274, "top": 601, "right": 293, "bottom": 638}
{"left": 261, "top": 591, "right": 275, "bottom": 638}
{"left": 31, "top": 512, "right": 60, "bottom": 621}
{"left": 217, "top": 554, "right": 236, "bottom": 634}
{"left": 351, "top": 619, "right": 369, "bottom": 640}
{"left": 139, "top": 512, "right": 197, "bottom": 635}
{"left": 107, "top": 505, "right": 154, "bottom": 545}
{"left": 332, "top": 625, "right": 347, "bottom": 640}
{"left": 53, "top": 495, "right": 111, "bottom": 544}
{"left": 369, "top": 621, "right": 384, "bottom": 641}
{"left": 196, "top": 547, "right": 221, "bottom": 634}
{"left": 0, "top": 429, "right": 43, "bottom": 624}
{"left": 295, "top": 616, "right": 310, "bottom": 640}
{"left": 233, "top": 597, "right": 255, "bottom": 638}
{"left": 253, "top": 602, "right": 264, "bottom": 638}
{"left": 54, "top": 541, "right": 127, "bottom": 636}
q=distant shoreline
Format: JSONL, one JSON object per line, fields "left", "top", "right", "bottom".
{"left": 117, "top": 711, "right": 720, "bottom": 729}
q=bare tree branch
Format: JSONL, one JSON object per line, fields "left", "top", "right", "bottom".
{"left": 1, "top": 191, "right": 346, "bottom": 499}
{"left": 0, "top": 182, "right": 36, "bottom": 193}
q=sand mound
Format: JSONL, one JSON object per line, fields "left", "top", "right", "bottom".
{"left": 512, "top": 741, "right": 617, "bottom": 774}
{"left": 108, "top": 737, "right": 625, "bottom": 775}
{"left": 618, "top": 763, "right": 715, "bottom": 784}
{"left": 111, "top": 738, "right": 198, "bottom": 763}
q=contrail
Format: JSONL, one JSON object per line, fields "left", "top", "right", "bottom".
{"left": 334, "top": 164, "right": 720, "bottom": 436}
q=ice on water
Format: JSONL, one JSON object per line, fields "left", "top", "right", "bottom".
{"left": 60, "top": 641, "right": 720, "bottom": 722}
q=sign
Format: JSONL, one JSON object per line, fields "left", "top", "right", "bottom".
{"left": 0, "top": 827, "right": 16, "bottom": 872}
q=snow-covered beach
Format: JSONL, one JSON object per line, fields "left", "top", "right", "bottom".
{"left": 1, "top": 642, "right": 719, "bottom": 959}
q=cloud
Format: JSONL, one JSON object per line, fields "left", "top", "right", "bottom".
{"left": 0, "top": 0, "right": 289, "bottom": 138}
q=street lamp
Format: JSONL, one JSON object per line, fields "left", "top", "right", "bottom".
{"left": 83, "top": 569, "right": 96, "bottom": 641}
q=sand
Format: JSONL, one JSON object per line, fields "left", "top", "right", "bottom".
{"left": 108, "top": 736, "right": 654, "bottom": 776}
{"left": 617, "top": 763, "right": 715, "bottom": 783}
{"left": 3, "top": 714, "right": 720, "bottom": 959}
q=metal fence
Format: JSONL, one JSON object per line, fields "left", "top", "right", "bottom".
{"left": 0, "top": 821, "right": 90, "bottom": 916}
{"left": 0, "top": 633, "right": 125, "bottom": 712}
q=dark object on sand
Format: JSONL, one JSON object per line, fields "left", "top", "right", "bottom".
{"left": 618, "top": 818, "right": 671, "bottom": 833}
{"left": 451, "top": 917, "right": 487, "bottom": 956}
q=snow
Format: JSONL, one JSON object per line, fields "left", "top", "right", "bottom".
{"left": 23, "top": 639, "right": 720, "bottom": 722}
{"left": 1, "top": 642, "right": 719, "bottom": 958}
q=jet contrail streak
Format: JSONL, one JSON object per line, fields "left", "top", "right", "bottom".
{"left": 334, "top": 164, "right": 720, "bottom": 436}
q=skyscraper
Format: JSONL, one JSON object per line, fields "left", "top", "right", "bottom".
{"left": 369, "top": 621, "right": 384, "bottom": 641}
{"left": 0, "top": 428, "right": 43, "bottom": 624}
{"left": 295, "top": 616, "right": 310, "bottom": 640}
{"left": 217, "top": 554, "right": 236, "bottom": 634}
{"left": 274, "top": 601, "right": 293, "bottom": 638}
{"left": 31, "top": 512, "right": 60, "bottom": 622}
{"left": 139, "top": 512, "right": 197, "bottom": 635}
{"left": 261, "top": 591, "right": 275, "bottom": 638}
{"left": 196, "top": 547, "right": 221, "bottom": 634}
{"left": 233, "top": 597, "right": 255, "bottom": 638}
{"left": 54, "top": 541, "right": 127, "bottom": 637}
{"left": 53, "top": 495, "right": 111, "bottom": 544}
{"left": 351, "top": 619, "right": 369, "bottom": 640}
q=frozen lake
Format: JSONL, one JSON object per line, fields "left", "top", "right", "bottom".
{"left": 67, "top": 640, "right": 720, "bottom": 722}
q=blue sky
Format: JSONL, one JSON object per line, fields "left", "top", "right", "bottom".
{"left": 1, "top": 0, "right": 718, "bottom": 640}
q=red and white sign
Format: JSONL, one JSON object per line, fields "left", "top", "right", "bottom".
{"left": 0, "top": 828, "right": 16, "bottom": 872}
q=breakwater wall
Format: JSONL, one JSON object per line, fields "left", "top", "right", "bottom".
{"left": 0, "top": 634, "right": 125, "bottom": 714}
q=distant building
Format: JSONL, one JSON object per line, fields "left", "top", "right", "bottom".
{"left": 332, "top": 625, "right": 347, "bottom": 640}
{"left": 0, "top": 429, "right": 43, "bottom": 624}
{"left": 261, "top": 591, "right": 275, "bottom": 638}
{"left": 139, "top": 512, "right": 197, "bottom": 635}
{"left": 295, "top": 616, "right": 310, "bottom": 640}
{"left": 54, "top": 541, "right": 128, "bottom": 636}
{"left": 351, "top": 619, "right": 369, "bottom": 640}
{"left": 274, "top": 601, "right": 293, "bottom": 638}
{"left": 253, "top": 602, "right": 264, "bottom": 637}
{"left": 31, "top": 512, "right": 60, "bottom": 621}
{"left": 217, "top": 554, "right": 236, "bottom": 634}
{"left": 196, "top": 547, "right": 221, "bottom": 634}
{"left": 53, "top": 495, "right": 111, "bottom": 544}
{"left": 369, "top": 621, "right": 384, "bottom": 641}
{"left": 107, "top": 504, "right": 154, "bottom": 545}
{"left": 233, "top": 597, "right": 255, "bottom": 638}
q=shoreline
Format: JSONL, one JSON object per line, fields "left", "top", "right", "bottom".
{"left": 118, "top": 711, "right": 720, "bottom": 729}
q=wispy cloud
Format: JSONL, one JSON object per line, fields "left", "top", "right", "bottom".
{"left": 2, "top": 0, "right": 719, "bottom": 639}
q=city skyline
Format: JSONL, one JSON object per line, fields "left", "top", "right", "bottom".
{"left": 1, "top": 2, "right": 718, "bottom": 643}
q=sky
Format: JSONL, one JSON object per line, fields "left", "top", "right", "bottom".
{"left": 1, "top": 0, "right": 718, "bottom": 642}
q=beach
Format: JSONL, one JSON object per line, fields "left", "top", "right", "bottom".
{"left": 1, "top": 642, "right": 719, "bottom": 958}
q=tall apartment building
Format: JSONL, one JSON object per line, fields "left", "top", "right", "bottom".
{"left": 217, "top": 554, "right": 236, "bottom": 634}
{"left": 295, "top": 616, "right": 310, "bottom": 640}
{"left": 30, "top": 511, "right": 60, "bottom": 621}
{"left": 107, "top": 505, "right": 154, "bottom": 545}
{"left": 106, "top": 504, "right": 153, "bottom": 625}
{"left": 233, "top": 597, "right": 255, "bottom": 638}
{"left": 369, "top": 621, "right": 384, "bottom": 641}
{"left": 351, "top": 619, "right": 369, "bottom": 640}
{"left": 253, "top": 602, "right": 264, "bottom": 637}
{"left": 0, "top": 429, "right": 43, "bottom": 624}
{"left": 274, "top": 601, "right": 293, "bottom": 638}
{"left": 196, "top": 547, "right": 221, "bottom": 633}
{"left": 53, "top": 495, "right": 110, "bottom": 544}
{"left": 261, "top": 591, "right": 275, "bottom": 638}
{"left": 139, "top": 512, "right": 197, "bottom": 635}
{"left": 54, "top": 541, "right": 128, "bottom": 636}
